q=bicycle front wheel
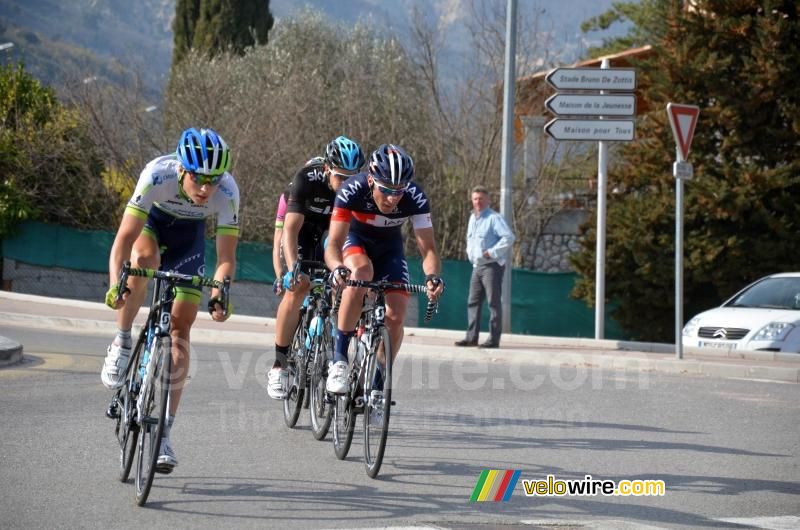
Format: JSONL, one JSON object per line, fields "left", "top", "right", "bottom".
{"left": 283, "top": 320, "right": 306, "bottom": 428}
{"left": 116, "top": 333, "right": 145, "bottom": 482}
{"left": 134, "top": 335, "right": 171, "bottom": 506}
{"left": 309, "top": 316, "right": 334, "bottom": 440}
{"left": 363, "top": 326, "right": 392, "bottom": 478}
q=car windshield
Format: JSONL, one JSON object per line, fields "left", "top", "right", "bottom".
{"left": 726, "top": 277, "right": 800, "bottom": 310}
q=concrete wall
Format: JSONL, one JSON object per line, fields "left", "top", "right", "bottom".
{"left": 0, "top": 258, "right": 419, "bottom": 325}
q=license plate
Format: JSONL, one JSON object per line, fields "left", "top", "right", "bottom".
{"left": 699, "top": 341, "right": 737, "bottom": 350}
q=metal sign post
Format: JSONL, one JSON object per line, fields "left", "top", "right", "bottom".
{"left": 667, "top": 103, "right": 699, "bottom": 359}
{"left": 544, "top": 62, "right": 637, "bottom": 339}
{"left": 499, "top": 0, "right": 517, "bottom": 333}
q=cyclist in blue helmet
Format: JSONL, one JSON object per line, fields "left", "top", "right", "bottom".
{"left": 267, "top": 136, "right": 365, "bottom": 400}
{"left": 102, "top": 127, "right": 239, "bottom": 472}
{"left": 324, "top": 144, "right": 445, "bottom": 410}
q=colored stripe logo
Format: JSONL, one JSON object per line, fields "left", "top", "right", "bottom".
{"left": 470, "top": 470, "right": 521, "bottom": 501}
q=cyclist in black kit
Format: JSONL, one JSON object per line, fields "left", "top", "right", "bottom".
{"left": 267, "top": 137, "right": 365, "bottom": 399}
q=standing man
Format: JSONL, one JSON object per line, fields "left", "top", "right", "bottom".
{"left": 455, "top": 185, "right": 515, "bottom": 349}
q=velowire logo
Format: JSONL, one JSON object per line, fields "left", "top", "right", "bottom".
{"left": 470, "top": 470, "right": 521, "bottom": 501}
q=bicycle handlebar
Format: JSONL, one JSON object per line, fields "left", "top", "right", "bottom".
{"left": 116, "top": 261, "right": 230, "bottom": 314}
{"left": 331, "top": 278, "right": 439, "bottom": 323}
{"left": 289, "top": 259, "right": 329, "bottom": 288}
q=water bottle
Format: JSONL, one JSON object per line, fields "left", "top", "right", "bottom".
{"left": 305, "top": 315, "right": 319, "bottom": 349}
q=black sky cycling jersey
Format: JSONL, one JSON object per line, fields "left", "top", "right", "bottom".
{"left": 331, "top": 173, "right": 432, "bottom": 240}
{"left": 285, "top": 161, "right": 337, "bottom": 234}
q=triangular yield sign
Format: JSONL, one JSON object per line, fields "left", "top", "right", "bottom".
{"left": 667, "top": 103, "right": 699, "bottom": 161}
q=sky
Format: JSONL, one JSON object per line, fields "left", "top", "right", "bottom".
{"left": 269, "top": 0, "right": 628, "bottom": 73}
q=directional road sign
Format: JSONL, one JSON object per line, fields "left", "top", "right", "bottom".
{"left": 545, "top": 67, "right": 636, "bottom": 91}
{"left": 667, "top": 103, "right": 699, "bottom": 161}
{"left": 544, "top": 118, "right": 635, "bottom": 142}
{"left": 545, "top": 93, "right": 636, "bottom": 117}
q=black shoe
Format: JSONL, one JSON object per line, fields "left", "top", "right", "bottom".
{"left": 454, "top": 339, "right": 478, "bottom": 347}
{"left": 479, "top": 341, "right": 499, "bottom": 349}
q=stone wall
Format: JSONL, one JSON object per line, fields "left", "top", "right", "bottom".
{"left": 519, "top": 209, "right": 588, "bottom": 273}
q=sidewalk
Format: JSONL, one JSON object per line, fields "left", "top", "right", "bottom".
{"left": 1, "top": 290, "right": 798, "bottom": 383}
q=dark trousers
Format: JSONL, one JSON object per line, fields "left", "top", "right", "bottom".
{"left": 465, "top": 262, "right": 504, "bottom": 344}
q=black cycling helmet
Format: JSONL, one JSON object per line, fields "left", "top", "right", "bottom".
{"left": 368, "top": 144, "right": 414, "bottom": 187}
{"left": 324, "top": 136, "right": 365, "bottom": 171}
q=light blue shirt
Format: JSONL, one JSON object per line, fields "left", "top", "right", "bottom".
{"left": 466, "top": 207, "right": 515, "bottom": 267}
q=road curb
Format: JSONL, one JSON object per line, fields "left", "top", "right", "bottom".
{"left": 2, "top": 292, "right": 799, "bottom": 383}
{"left": 0, "top": 335, "right": 23, "bottom": 366}
{"left": 2, "top": 290, "right": 799, "bottom": 362}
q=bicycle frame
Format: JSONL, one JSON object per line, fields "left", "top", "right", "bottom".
{"left": 108, "top": 260, "right": 229, "bottom": 506}
{"left": 136, "top": 277, "right": 174, "bottom": 424}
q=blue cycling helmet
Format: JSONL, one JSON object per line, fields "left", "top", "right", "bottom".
{"left": 325, "top": 136, "right": 364, "bottom": 171}
{"left": 176, "top": 127, "right": 231, "bottom": 176}
{"left": 368, "top": 144, "right": 414, "bottom": 187}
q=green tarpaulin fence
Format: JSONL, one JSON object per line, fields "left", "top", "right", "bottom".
{"left": 1, "top": 221, "right": 625, "bottom": 338}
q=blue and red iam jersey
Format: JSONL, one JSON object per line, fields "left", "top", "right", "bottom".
{"left": 331, "top": 173, "right": 433, "bottom": 240}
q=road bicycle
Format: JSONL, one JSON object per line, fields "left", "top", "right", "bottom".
{"left": 330, "top": 278, "right": 438, "bottom": 478}
{"left": 282, "top": 260, "right": 334, "bottom": 438}
{"left": 106, "top": 261, "right": 229, "bottom": 506}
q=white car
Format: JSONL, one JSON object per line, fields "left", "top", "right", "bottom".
{"left": 682, "top": 272, "right": 800, "bottom": 353}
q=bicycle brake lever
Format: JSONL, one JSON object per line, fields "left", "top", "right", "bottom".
{"left": 221, "top": 275, "right": 231, "bottom": 317}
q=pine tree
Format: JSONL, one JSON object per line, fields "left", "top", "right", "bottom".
{"left": 172, "top": 0, "right": 201, "bottom": 66}
{"left": 571, "top": 0, "right": 800, "bottom": 341}
{"left": 171, "top": 0, "right": 274, "bottom": 66}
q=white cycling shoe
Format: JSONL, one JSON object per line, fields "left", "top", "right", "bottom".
{"left": 156, "top": 437, "right": 178, "bottom": 474}
{"left": 326, "top": 361, "right": 349, "bottom": 394}
{"left": 369, "top": 390, "right": 385, "bottom": 425}
{"left": 101, "top": 342, "right": 132, "bottom": 389}
{"left": 267, "top": 366, "right": 288, "bottom": 400}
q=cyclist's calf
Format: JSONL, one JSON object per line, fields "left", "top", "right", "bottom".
{"left": 384, "top": 292, "right": 409, "bottom": 360}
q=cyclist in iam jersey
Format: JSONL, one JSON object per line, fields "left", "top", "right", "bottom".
{"left": 324, "top": 144, "right": 445, "bottom": 402}
{"left": 102, "top": 127, "right": 239, "bottom": 472}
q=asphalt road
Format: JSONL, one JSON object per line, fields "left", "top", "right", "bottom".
{"left": 1, "top": 324, "right": 798, "bottom": 529}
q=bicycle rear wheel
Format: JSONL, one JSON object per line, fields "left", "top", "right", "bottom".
{"left": 134, "top": 335, "right": 171, "bottom": 506}
{"left": 116, "top": 333, "right": 145, "bottom": 482}
{"left": 332, "top": 392, "right": 356, "bottom": 459}
{"left": 309, "top": 316, "right": 334, "bottom": 440}
{"left": 363, "top": 326, "right": 392, "bottom": 478}
{"left": 283, "top": 320, "right": 306, "bottom": 428}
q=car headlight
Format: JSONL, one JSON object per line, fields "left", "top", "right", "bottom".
{"left": 752, "top": 322, "right": 795, "bottom": 341}
{"left": 682, "top": 316, "right": 700, "bottom": 337}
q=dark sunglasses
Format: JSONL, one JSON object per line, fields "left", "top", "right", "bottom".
{"left": 373, "top": 180, "right": 407, "bottom": 196}
{"left": 183, "top": 169, "right": 221, "bottom": 186}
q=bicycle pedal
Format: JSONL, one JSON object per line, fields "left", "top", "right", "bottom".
{"left": 105, "top": 401, "right": 120, "bottom": 419}
{"left": 155, "top": 465, "right": 174, "bottom": 475}
{"left": 390, "top": 400, "right": 396, "bottom": 406}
